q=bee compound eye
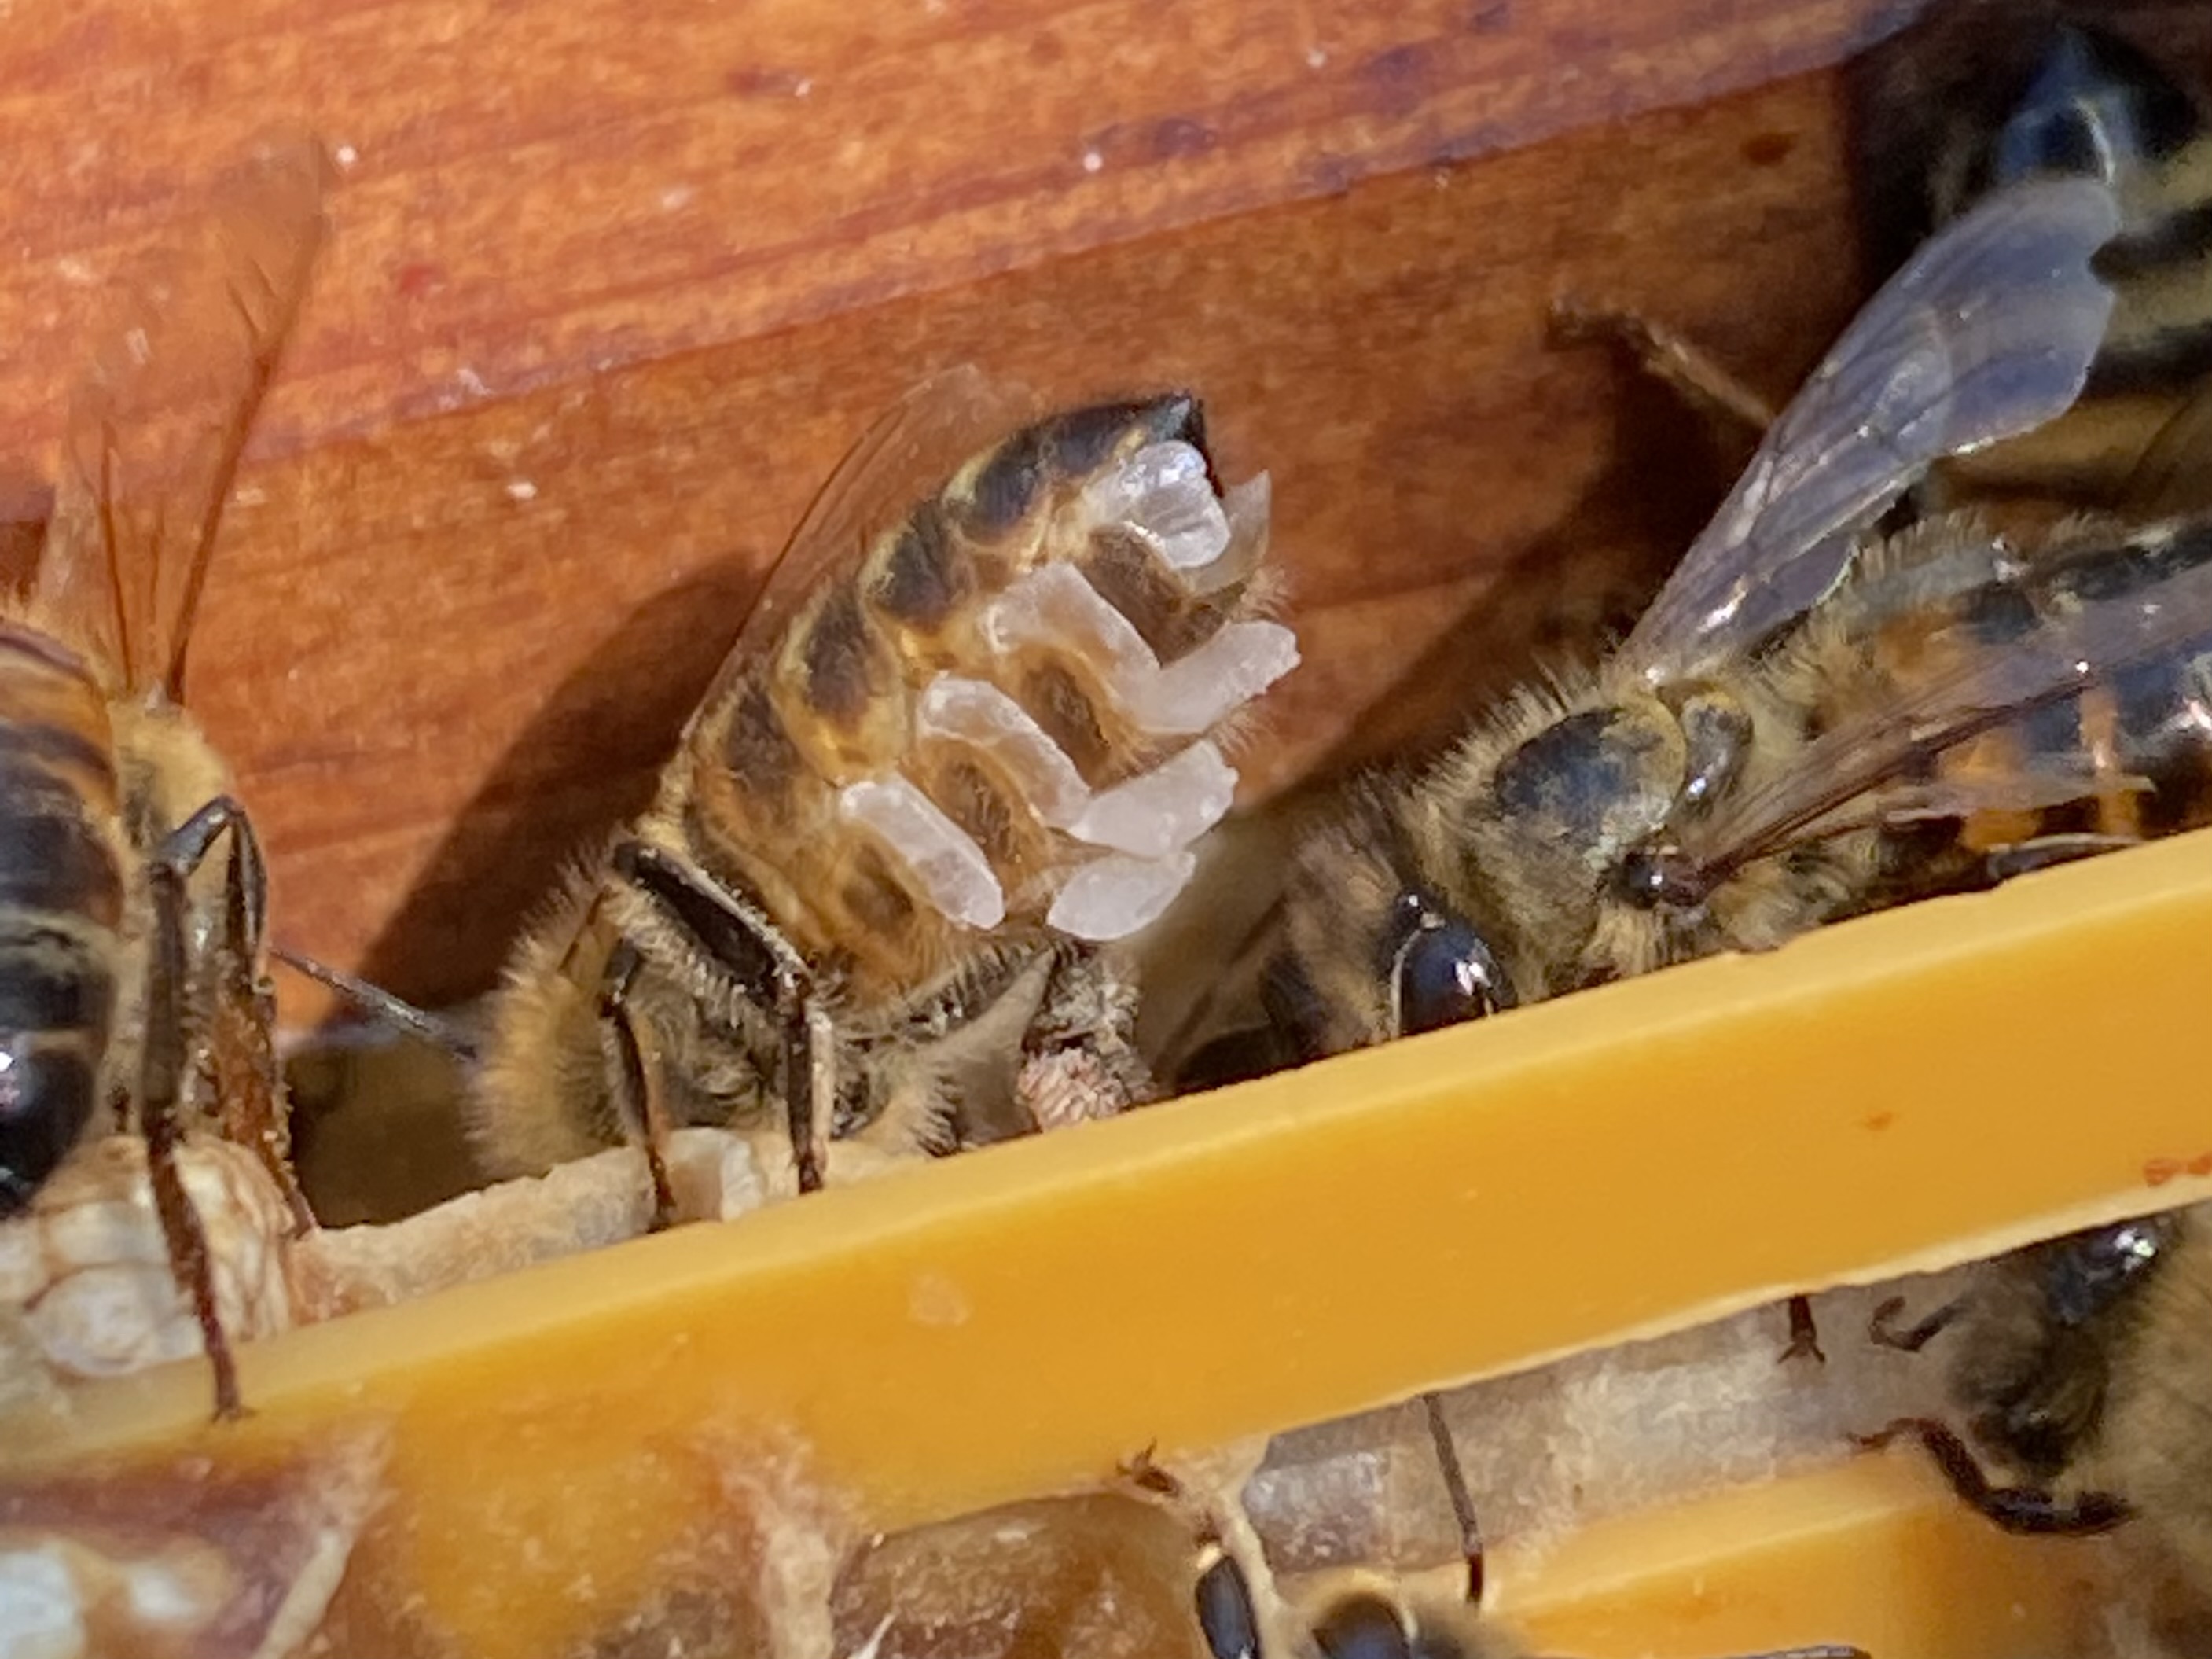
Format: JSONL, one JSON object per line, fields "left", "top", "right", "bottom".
{"left": 1194, "top": 1554, "right": 1262, "bottom": 1659}
{"left": 1311, "top": 1595, "right": 1413, "bottom": 1659}
{"left": 1392, "top": 918, "right": 1511, "bottom": 1038}
{"left": 0, "top": 1046, "right": 96, "bottom": 1219}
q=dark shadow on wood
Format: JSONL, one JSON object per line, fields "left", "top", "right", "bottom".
{"left": 341, "top": 564, "right": 760, "bottom": 1016}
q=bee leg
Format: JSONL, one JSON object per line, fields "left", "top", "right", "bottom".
{"left": 1854, "top": 1417, "right": 2132, "bottom": 1534}
{"left": 1420, "top": 1391, "right": 1487, "bottom": 1606}
{"left": 608, "top": 840, "right": 823, "bottom": 1194}
{"left": 1548, "top": 300, "right": 1777, "bottom": 438}
{"left": 597, "top": 940, "right": 678, "bottom": 1230}
{"left": 1983, "top": 833, "right": 2142, "bottom": 882}
{"left": 146, "top": 799, "right": 262, "bottom": 1421}
{"left": 1868, "top": 1293, "right": 1962, "bottom": 1351}
{"left": 1777, "top": 1294, "right": 1826, "bottom": 1365}
{"left": 1016, "top": 943, "right": 1156, "bottom": 1131}
{"left": 203, "top": 809, "right": 316, "bottom": 1238}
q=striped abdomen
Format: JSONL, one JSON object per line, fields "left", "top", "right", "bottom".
{"left": 1861, "top": 519, "right": 2212, "bottom": 885}
{"left": 1932, "top": 23, "right": 2212, "bottom": 506}
{"left": 678, "top": 394, "right": 1293, "bottom": 995}
{"left": 0, "top": 621, "right": 124, "bottom": 1217}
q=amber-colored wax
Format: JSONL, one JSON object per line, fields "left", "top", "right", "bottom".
{"left": 9, "top": 828, "right": 2212, "bottom": 1657}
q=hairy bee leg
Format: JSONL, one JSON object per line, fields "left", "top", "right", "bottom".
{"left": 1016, "top": 942, "right": 1156, "bottom": 1131}
{"left": 608, "top": 841, "right": 823, "bottom": 1195}
{"left": 1868, "top": 1293, "right": 1962, "bottom": 1351}
{"left": 1420, "top": 1390, "right": 1487, "bottom": 1605}
{"left": 207, "top": 815, "right": 315, "bottom": 1238}
{"left": 1984, "top": 833, "right": 2143, "bottom": 881}
{"left": 1778, "top": 1294, "right": 1827, "bottom": 1365}
{"left": 597, "top": 940, "right": 677, "bottom": 1230}
{"left": 147, "top": 799, "right": 262, "bottom": 1421}
{"left": 1548, "top": 299, "right": 1777, "bottom": 437}
{"left": 1854, "top": 1417, "right": 2132, "bottom": 1534}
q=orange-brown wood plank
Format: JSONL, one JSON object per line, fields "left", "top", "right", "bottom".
{"left": 0, "top": 0, "right": 1911, "bottom": 457}
{"left": 237, "top": 77, "right": 1875, "bottom": 1017}
{"left": 0, "top": 0, "right": 1929, "bottom": 1022}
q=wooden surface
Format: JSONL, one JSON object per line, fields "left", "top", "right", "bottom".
{"left": 0, "top": 0, "right": 1944, "bottom": 1019}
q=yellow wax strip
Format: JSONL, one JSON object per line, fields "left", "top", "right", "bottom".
{"left": 8, "top": 826, "right": 2211, "bottom": 1657}
{"left": 1504, "top": 1446, "right": 2112, "bottom": 1659}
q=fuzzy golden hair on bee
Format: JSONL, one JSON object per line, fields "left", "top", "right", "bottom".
{"left": 1450, "top": 165, "right": 2147, "bottom": 1045}
{"left": 465, "top": 374, "right": 1298, "bottom": 1206}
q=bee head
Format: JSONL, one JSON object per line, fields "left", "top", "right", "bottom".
{"left": 1196, "top": 1547, "right": 1263, "bottom": 1659}
{"left": 1311, "top": 1592, "right": 1420, "bottom": 1659}
{"left": 1193, "top": 1557, "right": 1500, "bottom": 1659}
{"left": 1271, "top": 778, "right": 1527, "bottom": 1060}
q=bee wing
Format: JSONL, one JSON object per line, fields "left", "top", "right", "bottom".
{"left": 1672, "top": 535, "right": 2212, "bottom": 871}
{"left": 682, "top": 364, "right": 1036, "bottom": 734}
{"left": 1622, "top": 177, "right": 2120, "bottom": 678}
{"left": 37, "top": 132, "right": 329, "bottom": 699}
{"left": 2119, "top": 381, "right": 2212, "bottom": 519}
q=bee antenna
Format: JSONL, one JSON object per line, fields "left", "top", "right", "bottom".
{"left": 274, "top": 946, "right": 481, "bottom": 1060}
{"left": 1420, "top": 1391, "right": 1486, "bottom": 1606}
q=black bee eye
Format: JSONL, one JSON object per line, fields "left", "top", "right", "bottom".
{"left": 1391, "top": 913, "right": 1511, "bottom": 1038}
{"left": 1312, "top": 1594, "right": 1412, "bottom": 1659}
{"left": 1194, "top": 1552, "right": 1261, "bottom": 1659}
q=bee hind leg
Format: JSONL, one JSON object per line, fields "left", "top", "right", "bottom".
{"left": 608, "top": 840, "right": 824, "bottom": 1196}
{"left": 1854, "top": 1417, "right": 2131, "bottom": 1534}
{"left": 147, "top": 798, "right": 263, "bottom": 1420}
{"left": 597, "top": 939, "right": 678, "bottom": 1230}
{"left": 201, "top": 807, "right": 316, "bottom": 1238}
{"left": 1548, "top": 300, "right": 1777, "bottom": 439}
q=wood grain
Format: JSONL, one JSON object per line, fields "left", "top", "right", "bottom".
{"left": 234, "top": 75, "right": 1875, "bottom": 1021}
{"left": 0, "top": 0, "right": 1992, "bottom": 1024}
{"left": 0, "top": 0, "right": 1917, "bottom": 458}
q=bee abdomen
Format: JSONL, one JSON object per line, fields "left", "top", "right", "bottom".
{"left": 1922, "top": 521, "right": 2212, "bottom": 851}
{"left": 0, "top": 625, "right": 123, "bottom": 927}
{"left": 0, "top": 917, "right": 116, "bottom": 1216}
{"left": 1970, "top": 23, "right": 2212, "bottom": 402}
{"left": 702, "top": 395, "right": 1297, "bottom": 965}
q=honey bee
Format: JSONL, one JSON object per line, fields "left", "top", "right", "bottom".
{"left": 0, "top": 135, "right": 329, "bottom": 1418}
{"left": 1898, "top": 15, "right": 2212, "bottom": 521}
{"left": 467, "top": 370, "right": 1295, "bottom": 1213}
{"left": 833, "top": 1405, "right": 1865, "bottom": 1659}
{"left": 1859, "top": 1203, "right": 2212, "bottom": 1645}
{"left": 1265, "top": 175, "right": 2192, "bottom": 1062}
